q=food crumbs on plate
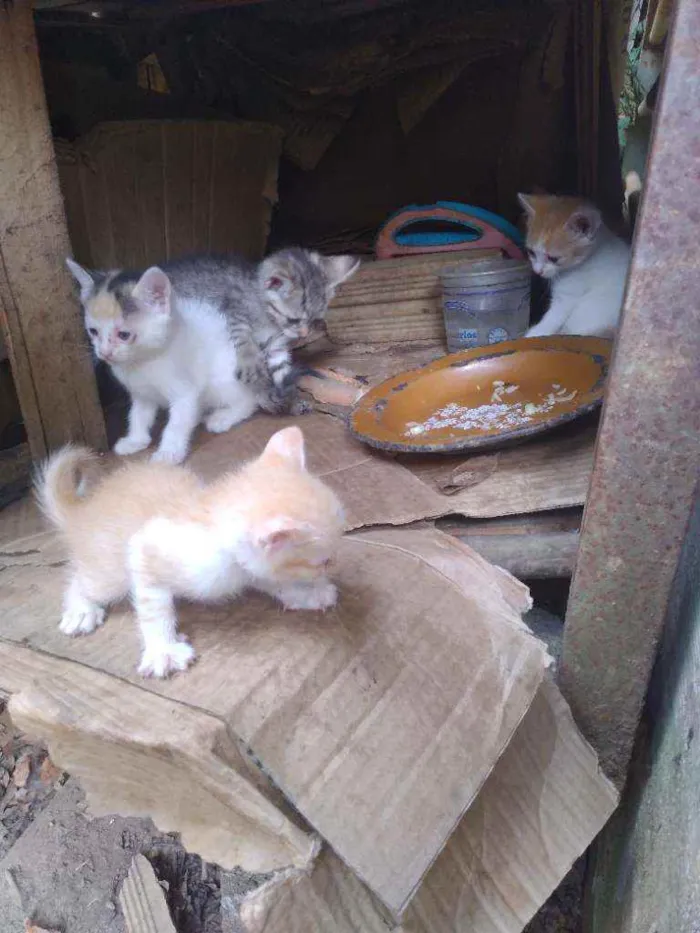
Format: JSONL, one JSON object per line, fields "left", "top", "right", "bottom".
{"left": 490, "top": 380, "right": 520, "bottom": 403}
{"left": 402, "top": 386, "right": 579, "bottom": 438}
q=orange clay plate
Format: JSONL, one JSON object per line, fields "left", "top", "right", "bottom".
{"left": 349, "top": 335, "right": 612, "bottom": 453}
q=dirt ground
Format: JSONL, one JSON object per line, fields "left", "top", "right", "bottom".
{"left": 0, "top": 605, "right": 584, "bottom": 933}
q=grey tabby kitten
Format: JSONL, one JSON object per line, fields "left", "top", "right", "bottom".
{"left": 169, "top": 248, "right": 359, "bottom": 411}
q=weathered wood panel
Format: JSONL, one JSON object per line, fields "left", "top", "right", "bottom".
{"left": 58, "top": 119, "right": 283, "bottom": 269}
{"left": 0, "top": 0, "right": 106, "bottom": 459}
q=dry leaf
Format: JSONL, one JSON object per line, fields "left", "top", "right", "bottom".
{"left": 25, "top": 921, "right": 60, "bottom": 933}
{"left": 13, "top": 754, "right": 31, "bottom": 789}
{"left": 39, "top": 756, "right": 62, "bottom": 786}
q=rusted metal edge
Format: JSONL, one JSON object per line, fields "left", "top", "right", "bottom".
{"left": 561, "top": 0, "right": 700, "bottom": 789}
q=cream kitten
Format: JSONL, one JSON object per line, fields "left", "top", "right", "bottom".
{"left": 36, "top": 427, "right": 345, "bottom": 679}
{"left": 518, "top": 194, "right": 631, "bottom": 338}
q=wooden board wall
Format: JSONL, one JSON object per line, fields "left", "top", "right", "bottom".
{"left": 58, "top": 120, "right": 283, "bottom": 270}
{"left": 0, "top": 0, "right": 106, "bottom": 460}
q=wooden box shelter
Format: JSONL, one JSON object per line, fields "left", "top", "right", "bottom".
{"left": 0, "top": 0, "right": 699, "bottom": 930}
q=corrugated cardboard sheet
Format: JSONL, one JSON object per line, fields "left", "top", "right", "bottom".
{"left": 0, "top": 507, "right": 550, "bottom": 917}
{"left": 239, "top": 678, "right": 618, "bottom": 933}
{"left": 190, "top": 410, "right": 596, "bottom": 524}
{"left": 0, "top": 407, "right": 612, "bottom": 927}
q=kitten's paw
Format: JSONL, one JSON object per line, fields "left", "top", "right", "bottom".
{"left": 151, "top": 446, "right": 187, "bottom": 465}
{"left": 138, "top": 639, "right": 195, "bottom": 678}
{"left": 290, "top": 398, "right": 313, "bottom": 416}
{"left": 236, "top": 361, "right": 266, "bottom": 386}
{"left": 59, "top": 604, "right": 106, "bottom": 636}
{"left": 283, "top": 581, "right": 338, "bottom": 612}
{"left": 114, "top": 435, "right": 151, "bottom": 456}
{"left": 205, "top": 408, "right": 239, "bottom": 434}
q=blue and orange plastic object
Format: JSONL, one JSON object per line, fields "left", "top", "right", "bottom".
{"left": 375, "top": 201, "right": 525, "bottom": 260}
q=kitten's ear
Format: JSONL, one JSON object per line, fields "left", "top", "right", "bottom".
{"left": 566, "top": 205, "right": 602, "bottom": 242}
{"left": 256, "top": 516, "right": 309, "bottom": 553}
{"left": 260, "top": 257, "right": 294, "bottom": 298}
{"left": 517, "top": 193, "right": 537, "bottom": 216}
{"left": 66, "top": 258, "right": 98, "bottom": 302}
{"left": 320, "top": 255, "right": 361, "bottom": 288}
{"left": 262, "top": 426, "right": 306, "bottom": 470}
{"left": 132, "top": 267, "right": 171, "bottom": 314}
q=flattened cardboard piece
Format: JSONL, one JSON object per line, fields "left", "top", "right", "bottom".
{"left": 241, "top": 529, "right": 547, "bottom": 916}
{"left": 190, "top": 410, "right": 595, "bottom": 527}
{"left": 239, "top": 678, "right": 619, "bottom": 933}
{"left": 5, "top": 642, "right": 319, "bottom": 875}
{"left": 190, "top": 413, "right": 443, "bottom": 531}
{"left": 296, "top": 343, "right": 596, "bottom": 519}
{"left": 400, "top": 419, "right": 597, "bottom": 518}
{"left": 0, "top": 516, "right": 548, "bottom": 917}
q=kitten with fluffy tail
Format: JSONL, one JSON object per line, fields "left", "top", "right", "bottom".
{"left": 518, "top": 194, "right": 631, "bottom": 338}
{"left": 36, "top": 426, "right": 345, "bottom": 679}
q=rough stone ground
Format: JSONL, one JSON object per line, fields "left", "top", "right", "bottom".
{"left": 0, "top": 606, "right": 584, "bottom": 933}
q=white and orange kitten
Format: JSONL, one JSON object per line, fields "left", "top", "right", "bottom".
{"left": 518, "top": 194, "right": 630, "bottom": 338}
{"left": 36, "top": 426, "right": 345, "bottom": 679}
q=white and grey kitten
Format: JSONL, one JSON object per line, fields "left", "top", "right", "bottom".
{"left": 66, "top": 249, "right": 358, "bottom": 464}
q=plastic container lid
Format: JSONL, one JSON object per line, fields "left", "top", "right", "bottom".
{"left": 440, "top": 257, "right": 531, "bottom": 287}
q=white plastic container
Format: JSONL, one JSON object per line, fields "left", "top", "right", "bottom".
{"left": 440, "top": 257, "right": 531, "bottom": 351}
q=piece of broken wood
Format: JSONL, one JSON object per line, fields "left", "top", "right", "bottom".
{"left": 297, "top": 367, "right": 367, "bottom": 407}
{"left": 119, "top": 854, "right": 176, "bottom": 933}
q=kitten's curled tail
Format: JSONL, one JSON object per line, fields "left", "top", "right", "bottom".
{"left": 35, "top": 444, "right": 98, "bottom": 529}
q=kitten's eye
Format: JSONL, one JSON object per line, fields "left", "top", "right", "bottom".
{"left": 546, "top": 255, "right": 560, "bottom": 264}
{"left": 526, "top": 248, "right": 536, "bottom": 259}
{"left": 117, "top": 331, "right": 131, "bottom": 341}
{"left": 88, "top": 327, "right": 98, "bottom": 337}
{"left": 286, "top": 318, "right": 301, "bottom": 326}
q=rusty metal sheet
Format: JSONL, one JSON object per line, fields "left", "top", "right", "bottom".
{"left": 561, "top": 0, "right": 700, "bottom": 788}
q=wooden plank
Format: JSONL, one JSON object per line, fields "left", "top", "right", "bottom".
{"left": 108, "top": 128, "right": 144, "bottom": 270}
{"left": 439, "top": 509, "right": 582, "bottom": 578}
{"left": 0, "top": 0, "right": 106, "bottom": 459}
{"left": 55, "top": 142, "right": 93, "bottom": 266}
{"left": 327, "top": 249, "right": 499, "bottom": 346}
{"left": 119, "top": 855, "right": 176, "bottom": 933}
{"left": 192, "top": 123, "right": 215, "bottom": 252}
{"left": 80, "top": 127, "right": 118, "bottom": 269}
{"left": 450, "top": 530, "right": 579, "bottom": 579}
{"left": 438, "top": 508, "right": 583, "bottom": 537}
{"left": 62, "top": 120, "right": 281, "bottom": 271}
{"left": 163, "top": 122, "right": 196, "bottom": 259}
{"left": 133, "top": 123, "right": 168, "bottom": 266}
{"left": 210, "top": 123, "right": 282, "bottom": 259}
